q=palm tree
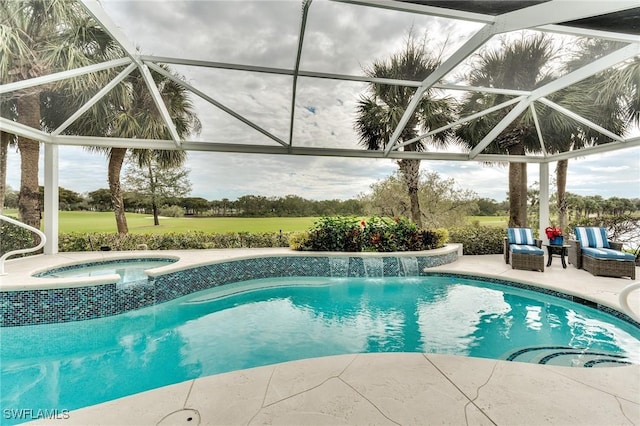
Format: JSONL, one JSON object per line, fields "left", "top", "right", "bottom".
{"left": 457, "top": 34, "right": 557, "bottom": 227}
{"left": 539, "top": 39, "right": 634, "bottom": 232}
{"left": 44, "top": 64, "right": 201, "bottom": 233}
{"left": 0, "top": 0, "right": 96, "bottom": 228}
{"left": 110, "top": 67, "right": 199, "bottom": 233}
{"left": 354, "top": 34, "right": 456, "bottom": 227}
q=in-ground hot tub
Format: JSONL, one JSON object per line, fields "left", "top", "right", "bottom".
{"left": 33, "top": 257, "right": 178, "bottom": 286}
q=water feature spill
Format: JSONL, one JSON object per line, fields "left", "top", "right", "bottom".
{"left": 329, "top": 257, "right": 349, "bottom": 277}
{"left": 363, "top": 257, "right": 384, "bottom": 277}
{"left": 400, "top": 257, "right": 419, "bottom": 276}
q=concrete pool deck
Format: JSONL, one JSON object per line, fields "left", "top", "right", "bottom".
{"left": 2, "top": 250, "right": 638, "bottom": 425}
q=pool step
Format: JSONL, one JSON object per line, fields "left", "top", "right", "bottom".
{"left": 505, "top": 346, "right": 632, "bottom": 367}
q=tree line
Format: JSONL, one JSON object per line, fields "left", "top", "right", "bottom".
{"left": 2, "top": 185, "right": 366, "bottom": 217}
{"left": 2, "top": 177, "right": 637, "bottom": 222}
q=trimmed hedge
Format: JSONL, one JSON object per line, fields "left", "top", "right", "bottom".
{"left": 57, "top": 231, "right": 291, "bottom": 251}
{"left": 0, "top": 222, "right": 39, "bottom": 257}
{"left": 1, "top": 223, "right": 505, "bottom": 256}
{"left": 448, "top": 225, "right": 505, "bottom": 255}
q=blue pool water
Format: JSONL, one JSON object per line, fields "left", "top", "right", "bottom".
{"left": 1, "top": 275, "right": 638, "bottom": 423}
{"left": 34, "top": 258, "right": 176, "bottom": 285}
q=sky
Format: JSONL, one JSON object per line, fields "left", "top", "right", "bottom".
{"left": 4, "top": 0, "right": 640, "bottom": 202}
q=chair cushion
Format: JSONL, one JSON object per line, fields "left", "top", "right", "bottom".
{"left": 581, "top": 247, "right": 635, "bottom": 261}
{"left": 574, "top": 227, "right": 610, "bottom": 248}
{"left": 510, "top": 244, "right": 544, "bottom": 255}
{"left": 507, "top": 228, "right": 535, "bottom": 245}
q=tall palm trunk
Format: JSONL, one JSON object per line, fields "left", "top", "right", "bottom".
{"left": 0, "top": 132, "right": 9, "bottom": 214}
{"left": 507, "top": 143, "right": 527, "bottom": 227}
{"left": 519, "top": 162, "right": 527, "bottom": 226}
{"left": 556, "top": 159, "right": 568, "bottom": 234}
{"left": 398, "top": 158, "right": 422, "bottom": 228}
{"left": 148, "top": 161, "right": 160, "bottom": 226}
{"left": 17, "top": 93, "right": 41, "bottom": 229}
{"left": 108, "top": 147, "right": 128, "bottom": 234}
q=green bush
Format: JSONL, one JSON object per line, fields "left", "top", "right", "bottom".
{"left": 306, "top": 216, "right": 363, "bottom": 252}
{"left": 295, "top": 216, "right": 448, "bottom": 252}
{"left": 422, "top": 228, "right": 449, "bottom": 250}
{"left": 57, "top": 231, "right": 291, "bottom": 252}
{"left": 448, "top": 225, "right": 504, "bottom": 255}
{"left": 0, "top": 222, "right": 40, "bottom": 257}
{"left": 288, "top": 231, "right": 310, "bottom": 250}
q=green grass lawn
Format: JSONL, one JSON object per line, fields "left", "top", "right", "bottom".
{"left": 56, "top": 211, "right": 318, "bottom": 234}
{"left": 466, "top": 216, "right": 508, "bottom": 227}
{"left": 3, "top": 209, "right": 508, "bottom": 233}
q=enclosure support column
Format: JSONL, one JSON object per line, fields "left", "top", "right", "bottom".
{"left": 539, "top": 162, "right": 550, "bottom": 243}
{"left": 44, "top": 143, "right": 59, "bottom": 254}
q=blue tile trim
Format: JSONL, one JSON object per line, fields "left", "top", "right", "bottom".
{"left": 426, "top": 272, "right": 640, "bottom": 328}
{"left": 2, "top": 251, "right": 637, "bottom": 330}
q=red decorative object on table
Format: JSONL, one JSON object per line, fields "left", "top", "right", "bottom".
{"left": 545, "top": 226, "right": 563, "bottom": 245}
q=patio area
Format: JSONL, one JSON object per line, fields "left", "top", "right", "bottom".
{"left": 2, "top": 249, "right": 637, "bottom": 425}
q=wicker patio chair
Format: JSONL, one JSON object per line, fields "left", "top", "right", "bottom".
{"left": 504, "top": 228, "right": 544, "bottom": 272}
{"left": 568, "top": 227, "right": 636, "bottom": 279}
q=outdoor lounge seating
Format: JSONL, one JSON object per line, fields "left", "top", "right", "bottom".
{"left": 504, "top": 228, "right": 544, "bottom": 272}
{"left": 568, "top": 227, "right": 636, "bottom": 279}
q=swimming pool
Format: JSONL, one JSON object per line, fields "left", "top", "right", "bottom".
{"left": 33, "top": 258, "right": 177, "bottom": 286}
{"left": 1, "top": 274, "right": 638, "bottom": 422}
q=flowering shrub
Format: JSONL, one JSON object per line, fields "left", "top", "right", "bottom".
{"left": 304, "top": 216, "right": 363, "bottom": 252}
{"left": 293, "top": 216, "right": 448, "bottom": 252}
{"left": 545, "top": 226, "right": 562, "bottom": 239}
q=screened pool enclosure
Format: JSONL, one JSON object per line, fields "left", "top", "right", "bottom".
{"left": 1, "top": 0, "right": 639, "bottom": 254}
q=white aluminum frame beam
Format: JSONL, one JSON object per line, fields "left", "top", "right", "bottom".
{"left": 50, "top": 133, "right": 553, "bottom": 162}
{"left": 81, "top": 0, "right": 182, "bottom": 147}
{"left": 0, "top": 58, "right": 131, "bottom": 95}
{"left": 0, "top": 118, "right": 52, "bottom": 143}
{"left": 139, "top": 64, "right": 181, "bottom": 146}
{"left": 548, "top": 137, "right": 640, "bottom": 161}
{"left": 79, "top": 0, "right": 139, "bottom": 61}
{"left": 146, "top": 62, "right": 289, "bottom": 147}
{"left": 52, "top": 63, "right": 138, "bottom": 136}
{"left": 396, "top": 96, "right": 526, "bottom": 149}
{"left": 529, "top": 103, "right": 548, "bottom": 157}
{"left": 51, "top": 131, "right": 639, "bottom": 163}
{"left": 142, "top": 54, "right": 539, "bottom": 97}
{"left": 537, "top": 97, "right": 625, "bottom": 142}
{"left": 539, "top": 162, "right": 550, "bottom": 244}
{"left": 384, "top": 24, "right": 497, "bottom": 156}
{"left": 289, "top": 0, "right": 312, "bottom": 148}
{"left": 494, "top": 1, "right": 640, "bottom": 33}
{"left": 541, "top": 24, "right": 640, "bottom": 44}
{"left": 43, "top": 144, "right": 59, "bottom": 255}
{"left": 335, "top": 0, "right": 495, "bottom": 24}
